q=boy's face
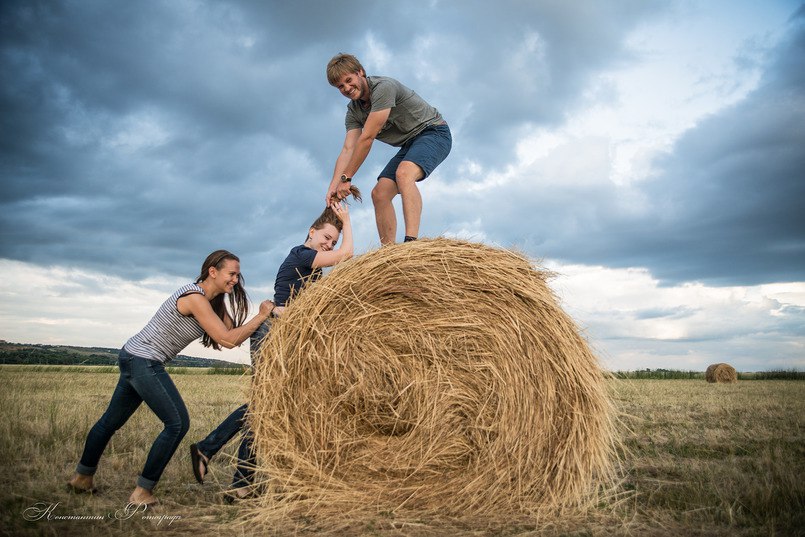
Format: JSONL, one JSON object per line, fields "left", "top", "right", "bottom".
{"left": 307, "top": 224, "right": 340, "bottom": 252}
{"left": 333, "top": 70, "right": 368, "bottom": 101}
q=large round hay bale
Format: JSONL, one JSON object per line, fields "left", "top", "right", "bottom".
{"left": 705, "top": 363, "right": 738, "bottom": 383}
{"left": 248, "top": 238, "right": 616, "bottom": 524}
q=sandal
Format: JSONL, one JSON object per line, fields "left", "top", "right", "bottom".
{"left": 190, "top": 444, "right": 208, "bottom": 484}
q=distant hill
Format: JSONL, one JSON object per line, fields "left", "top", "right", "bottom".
{"left": 0, "top": 340, "right": 243, "bottom": 368}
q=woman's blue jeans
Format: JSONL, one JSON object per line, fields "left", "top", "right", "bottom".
{"left": 76, "top": 348, "right": 190, "bottom": 491}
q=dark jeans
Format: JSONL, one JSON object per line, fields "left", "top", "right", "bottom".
{"left": 195, "top": 403, "right": 255, "bottom": 487}
{"left": 195, "top": 321, "right": 268, "bottom": 488}
{"left": 76, "top": 348, "right": 190, "bottom": 490}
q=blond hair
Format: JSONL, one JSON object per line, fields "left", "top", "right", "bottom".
{"left": 326, "top": 53, "right": 365, "bottom": 86}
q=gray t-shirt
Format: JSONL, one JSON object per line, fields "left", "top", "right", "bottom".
{"left": 345, "top": 76, "right": 444, "bottom": 147}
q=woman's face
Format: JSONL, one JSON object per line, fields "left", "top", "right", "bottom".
{"left": 209, "top": 259, "right": 240, "bottom": 294}
{"left": 307, "top": 224, "right": 340, "bottom": 252}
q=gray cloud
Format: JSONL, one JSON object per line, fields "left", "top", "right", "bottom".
{"left": 434, "top": 6, "right": 805, "bottom": 286}
{"left": 3, "top": 0, "right": 799, "bottom": 290}
{"left": 599, "top": 9, "right": 805, "bottom": 285}
{"left": 1, "top": 0, "right": 666, "bottom": 285}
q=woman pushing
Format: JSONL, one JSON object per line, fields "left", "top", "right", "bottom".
{"left": 68, "top": 249, "right": 274, "bottom": 506}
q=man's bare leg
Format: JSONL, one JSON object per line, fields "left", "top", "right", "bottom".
{"left": 395, "top": 161, "right": 425, "bottom": 239}
{"left": 372, "top": 178, "right": 399, "bottom": 245}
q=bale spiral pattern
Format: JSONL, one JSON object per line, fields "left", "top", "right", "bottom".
{"left": 705, "top": 363, "right": 738, "bottom": 383}
{"left": 249, "top": 238, "right": 616, "bottom": 520}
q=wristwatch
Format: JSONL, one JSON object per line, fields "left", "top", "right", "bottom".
{"left": 340, "top": 174, "right": 352, "bottom": 183}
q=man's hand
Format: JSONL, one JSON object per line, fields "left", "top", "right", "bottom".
{"left": 326, "top": 183, "right": 338, "bottom": 205}
{"left": 329, "top": 184, "right": 362, "bottom": 206}
{"left": 336, "top": 181, "right": 353, "bottom": 201}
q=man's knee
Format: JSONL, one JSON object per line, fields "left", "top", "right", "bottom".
{"left": 395, "top": 162, "right": 424, "bottom": 186}
{"left": 372, "top": 180, "right": 396, "bottom": 204}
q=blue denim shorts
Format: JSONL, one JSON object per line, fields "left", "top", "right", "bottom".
{"left": 378, "top": 124, "right": 452, "bottom": 181}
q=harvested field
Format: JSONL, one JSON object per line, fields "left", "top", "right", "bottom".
{"left": 0, "top": 369, "right": 803, "bottom": 535}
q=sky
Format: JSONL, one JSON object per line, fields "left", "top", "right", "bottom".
{"left": 1, "top": 0, "right": 803, "bottom": 371}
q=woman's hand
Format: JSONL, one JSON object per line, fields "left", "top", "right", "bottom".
{"left": 331, "top": 200, "right": 350, "bottom": 221}
{"left": 259, "top": 300, "right": 275, "bottom": 318}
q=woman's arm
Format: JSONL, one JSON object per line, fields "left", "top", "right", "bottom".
{"left": 312, "top": 202, "right": 353, "bottom": 268}
{"left": 178, "top": 294, "right": 274, "bottom": 349}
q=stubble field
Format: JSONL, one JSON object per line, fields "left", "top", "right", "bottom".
{"left": 0, "top": 367, "right": 802, "bottom": 536}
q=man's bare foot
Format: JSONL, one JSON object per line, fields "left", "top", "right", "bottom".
{"left": 129, "top": 486, "right": 158, "bottom": 506}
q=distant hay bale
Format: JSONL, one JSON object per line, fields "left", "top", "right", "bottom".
{"left": 248, "top": 238, "right": 617, "bottom": 525}
{"left": 705, "top": 363, "right": 738, "bottom": 383}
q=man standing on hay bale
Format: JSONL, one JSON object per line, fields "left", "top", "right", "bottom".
{"left": 189, "top": 204, "right": 353, "bottom": 501}
{"left": 325, "top": 53, "right": 452, "bottom": 245}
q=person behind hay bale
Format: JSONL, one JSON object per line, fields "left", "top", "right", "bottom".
{"left": 705, "top": 362, "right": 738, "bottom": 383}
{"left": 68, "top": 250, "right": 274, "bottom": 506}
{"left": 190, "top": 203, "right": 353, "bottom": 501}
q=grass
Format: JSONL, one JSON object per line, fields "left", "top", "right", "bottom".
{"left": 0, "top": 370, "right": 802, "bottom": 536}
{"left": 613, "top": 379, "right": 805, "bottom": 535}
{"left": 612, "top": 368, "right": 805, "bottom": 380}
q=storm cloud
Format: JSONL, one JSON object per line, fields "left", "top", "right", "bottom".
{"left": 2, "top": 0, "right": 674, "bottom": 283}
{"left": 1, "top": 1, "right": 803, "bottom": 369}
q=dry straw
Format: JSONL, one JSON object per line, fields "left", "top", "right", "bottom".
{"left": 246, "top": 238, "right": 617, "bottom": 527}
{"left": 705, "top": 363, "right": 738, "bottom": 383}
